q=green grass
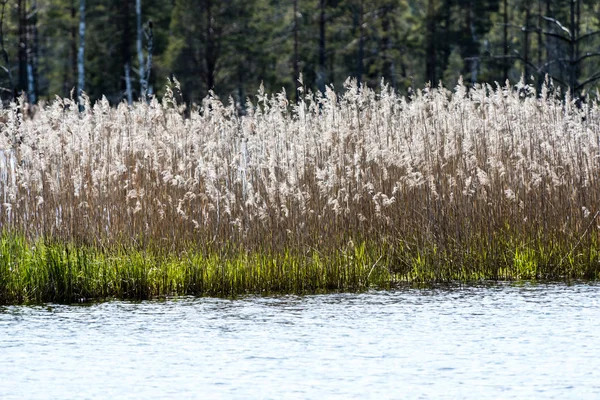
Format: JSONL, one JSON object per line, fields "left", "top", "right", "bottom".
{"left": 1, "top": 231, "right": 598, "bottom": 304}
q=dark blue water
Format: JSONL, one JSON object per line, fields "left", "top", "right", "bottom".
{"left": 1, "top": 283, "right": 599, "bottom": 399}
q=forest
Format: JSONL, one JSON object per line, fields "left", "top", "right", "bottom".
{"left": 1, "top": 0, "right": 600, "bottom": 106}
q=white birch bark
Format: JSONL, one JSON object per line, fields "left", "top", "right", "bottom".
{"left": 27, "top": 63, "right": 35, "bottom": 104}
{"left": 124, "top": 62, "right": 132, "bottom": 105}
{"left": 26, "top": 0, "right": 36, "bottom": 104}
{"left": 136, "top": 0, "right": 145, "bottom": 98}
{"left": 145, "top": 23, "right": 153, "bottom": 98}
{"left": 77, "top": 0, "right": 85, "bottom": 106}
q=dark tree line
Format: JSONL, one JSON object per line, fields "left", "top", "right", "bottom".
{"left": 0, "top": 0, "right": 599, "bottom": 106}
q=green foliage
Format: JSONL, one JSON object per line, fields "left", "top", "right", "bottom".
{"left": 2, "top": 0, "right": 600, "bottom": 104}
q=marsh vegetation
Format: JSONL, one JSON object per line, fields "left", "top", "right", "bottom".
{"left": 1, "top": 79, "right": 599, "bottom": 303}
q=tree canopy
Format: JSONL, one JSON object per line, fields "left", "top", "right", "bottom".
{"left": 1, "top": 0, "right": 600, "bottom": 105}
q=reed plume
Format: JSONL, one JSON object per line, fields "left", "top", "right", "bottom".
{"left": 0, "top": 78, "right": 599, "bottom": 302}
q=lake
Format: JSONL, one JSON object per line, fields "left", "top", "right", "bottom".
{"left": 1, "top": 283, "right": 599, "bottom": 399}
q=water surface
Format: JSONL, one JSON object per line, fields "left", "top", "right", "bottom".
{"left": 1, "top": 283, "right": 599, "bottom": 399}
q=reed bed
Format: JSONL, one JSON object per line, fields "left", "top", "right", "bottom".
{"left": 1, "top": 78, "right": 600, "bottom": 303}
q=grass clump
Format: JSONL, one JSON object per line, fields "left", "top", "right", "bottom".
{"left": 0, "top": 233, "right": 393, "bottom": 303}
{"left": 1, "top": 79, "right": 600, "bottom": 303}
{"left": 0, "top": 230, "right": 598, "bottom": 304}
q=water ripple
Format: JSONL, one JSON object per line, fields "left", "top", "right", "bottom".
{"left": 1, "top": 283, "right": 599, "bottom": 399}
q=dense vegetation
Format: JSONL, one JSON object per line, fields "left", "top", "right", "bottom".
{"left": 1, "top": 0, "right": 600, "bottom": 303}
{"left": 2, "top": 0, "right": 600, "bottom": 106}
{"left": 0, "top": 79, "right": 599, "bottom": 303}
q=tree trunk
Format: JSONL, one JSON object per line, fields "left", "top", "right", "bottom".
{"left": 569, "top": 0, "right": 576, "bottom": 94}
{"left": 440, "top": 0, "right": 451, "bottom": 75}
{"left": 537, "top": 0, "right": 542, "bottom": 77}
{"left": 357, "top": 0, "right": 364, "bottom": 85}
{"left": 26, "top": 64, "right": 34, "bottom": 104}
{"left": 293, "top": 0, "right": 299, "bottom": 101}
{"left": 205, "top": 0, "right": 215, "bottom": 91}
{"left": 425, "top": 0, "right": 437, "bottom": 84}
{"left": 523, "top": 4, "right": 530, "bottom": 80}
{"left": 26, "top": 0, "right": 37, "bottom": 104}
{"left": 125, "top": 63, "right": 133, "bottom": 105}
{"left": 503, "top": 0, "right": 508, "bottom": 80}
{"left": 71, "top": 0, "right": 77, "bottom": 97}
{"left": 77, "top": 0, "right": 85, "bottom": 108}
{"left": 575, "top": 0, "right": 580, "bottom": 94}
{"left": 545, "top": 0, "right": 550, "bottom": 67}
{"left": 120, "top": 0, "right": 131, "bottom": 103}
{"left": 0, "top": 0, "right": 13, "bottom": 100}
{"left": 317, "top": 0, "right": 326, "bottom": 94}
{"left": 381, "top": 3, "right": 395, "bottom": 89}
{"left": 145, "top": 20, "right": 153, "bottom": 96}
{"left": 136, "top": 0, "right": 145, "bottom": 98}
{"left": 468, "top": 0, "right": 478, "bottom": 84}
{"left": 18, "top": 0, "right": 27, "bottom": 94}
{"left": 237, "top": 66, "right": 244, "bottom": 114}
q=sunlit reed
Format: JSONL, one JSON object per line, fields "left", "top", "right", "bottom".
{"left": 1, "top": 78, "right": 599, "bottom": 303}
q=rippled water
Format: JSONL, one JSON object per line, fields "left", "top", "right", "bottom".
{"left": 1, "top": 283, "right": 599, "bottom": 399}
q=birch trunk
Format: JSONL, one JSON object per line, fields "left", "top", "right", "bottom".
{"left": 425, "top": 0, "right": 437, "bottom": 84}
{"left": 317, "top": 0, "right": 326, "bottom": 94}
{"left": 503, "top": 0, "right": 508, "bottom": 80}
{"left": 77, "top": 0, "right": 85, "bottom": 108}
{"left": 357, "top": 0, "right": 364, "bottom": 85}
{"left": 27, "top": 64, "right": 34, "bottom": 104}
{"left": 381, "top": 3, "right": 396, "bottom": 89}
{"left": 26, "top": 0, "right": 37, "bottom": 104}
{"left": 468, "top": 0, "right": 478, "bottom": 84}
{"left": 136, "top": 0, "right": 145, "bottom": 98}
{"left": 17, "top": 0, "right": 27, "bottom": 93}
{"left": 293, "top": 0, "right": 299, "bottom": 102}
{"left": 523, "top": 5, "right": 530, "bottom": 79}
{"left": 125, "top": 63, "right": 133, "bottom": 105}
{"left": 0, "top": 0, "right": 12, "bottom": 99}
{"left": 145, "top": 20, "right": 153, "bottom": 98}
{"left": 70, "top": 0, "right": 76, "bottom": 96}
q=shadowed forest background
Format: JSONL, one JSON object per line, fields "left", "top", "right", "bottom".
{"left": 1, "top": 0, "right": 600, "bottom": 106}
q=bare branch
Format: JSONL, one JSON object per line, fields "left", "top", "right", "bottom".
{"left": 576, "top": 72, "right": 600, "bottom": 91}
{"left": 542, "top": 16, "right": 571, "bottom": 39}
{"left": 0, "top": 0, "right": 12, "bottom": 99}
{"left": 575, "top": 30, "right": 600, "bottom": 43}
{"left": 575, "top": 52, "right": 600, "bottom": 64}
{"left": 529, "top": 55, "right": 600, "bottom": 67}
{"left": 524, "top": 26, "right": 572, "bottom": 43}
{"left": 506, "top": 51, "right": 568, "bottom": 87}
{"left": 521, "top": 20, "right": 600, "bottom": 44}
{"left": 510, "top": 23, "right": 571, "bottom": 43}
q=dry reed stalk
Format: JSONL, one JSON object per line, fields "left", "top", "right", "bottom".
{"left": 0, "top": 79, "right": 598, "bottom": 282}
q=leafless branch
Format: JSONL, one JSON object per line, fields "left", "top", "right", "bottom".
{"left": 574, "top": 30, "right": 600, "bottom": 43}
{"left": 542, "top": 16, "right": 571, "bottom": 38}
{"left": 575, "top": 52, "right": 600, "bottom": 64}
{"left": 576, "top": 72, "right": 600, "bottom": 91}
